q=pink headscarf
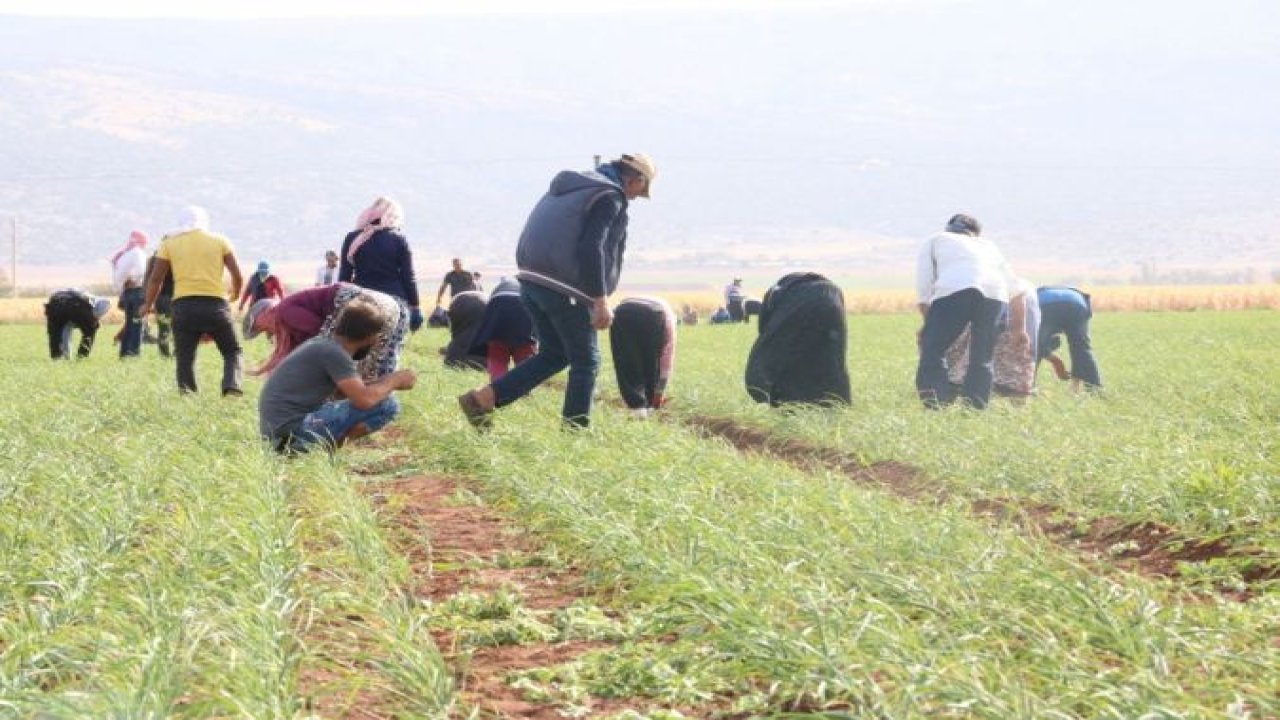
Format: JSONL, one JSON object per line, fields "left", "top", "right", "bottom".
{"left": 111, "top": 230, "right": 148, "bottom": 265}
{"left": 347, "top": 197, "right": 404, "bottom": 263}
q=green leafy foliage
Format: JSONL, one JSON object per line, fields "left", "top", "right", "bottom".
{"left": 2, "top": 309, "right": 1278, "bottom": 718}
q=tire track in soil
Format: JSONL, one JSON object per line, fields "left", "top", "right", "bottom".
{"left": 366, "top": 474, "right": 718, "bottom": 719}
{"left": 683, "top": 414, "right": 1279, "bottom": 600}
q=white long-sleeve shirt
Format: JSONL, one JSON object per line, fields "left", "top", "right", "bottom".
{"left": 112, "top": 247, "right": 147, "bottom": 293}
{"left": 915, "top": 231, "right": 1017, "bottom": 305}
{"left": 315, "top": 264, "right": 339, "bottom": 286}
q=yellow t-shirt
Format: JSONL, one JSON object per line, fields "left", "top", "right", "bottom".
{"left": 157, "top": 230, "right": 235, "bottom": 300}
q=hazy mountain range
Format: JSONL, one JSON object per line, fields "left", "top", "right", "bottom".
{"left": 1, "top": 1, "right": 1277, "bottom": 288}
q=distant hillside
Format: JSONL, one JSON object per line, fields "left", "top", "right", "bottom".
{"left": 1, "top": 4, "right": 1277, "bottom": 285}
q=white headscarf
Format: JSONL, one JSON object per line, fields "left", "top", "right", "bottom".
{"left": 173, "top": 205, "right": 211, "bottom": 235}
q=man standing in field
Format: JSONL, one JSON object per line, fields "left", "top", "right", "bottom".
{"left": 315, "top": 250, "right": 340, "bottom": 286}
{"left": 435, "top": 257, "right": 479, "bottom": 308}
{"left": 141, "top": 206, "right": 245, "bottom": 396}
{"left": 458, "top": 153, "right": 656, "bottom": 429}
{"left": 724, "top": 277, "right": 747, "bottom": 323}
{"left": 258, "top": 299, "right": 417, "bottom": 453}
{"left": 110, "top": 230, "right": 149, "bottom": 358}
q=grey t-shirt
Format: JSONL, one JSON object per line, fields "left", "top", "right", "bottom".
{"left": 258, "top": 337, "right": 358, "bottom": 439}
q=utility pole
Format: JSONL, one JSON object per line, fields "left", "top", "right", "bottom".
{"left": 593, "top": 154, "right": 601, "bottom": 169}
{"left": 9, "top": 216, "right": 15, "bottom": 299}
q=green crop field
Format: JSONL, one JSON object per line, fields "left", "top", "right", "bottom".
{"left": 1, "top": 310, "right": 1277, "bottom": 718}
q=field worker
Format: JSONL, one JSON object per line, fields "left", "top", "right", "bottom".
{"left": 238, "top": 260, "right": 286, "bottom": 311}
{"left": 724, "top": 278, "right": 746, "bottom": 322}
{"left": 435, "top": 257, "right": 479, "bottom": 307}
{"left": 945, "top": 277, "right": 1040, "bottom": 399}
{"left": 469, "top": 277, "right": 537, "bottom": 381}
{"left": 443, "top": 290, "right": 488, "bottom": 370}
{"left": 44, "top": 289, "right": 111, "bottom": 359}
{"left": 110, "top": 229, "right": 148, "bottom": 358}
{"left": 680, "top": 304, "right": 699, "bottom": 326}
{"left": 745, "top": 272, "right": 851, "bottom": 406}
{"left": 427, "top": 305, "right": 450, "bottom": 328}
{"left": 1037, "top": 286, "right": 1102, "bottom": 390}
{"left": 315, "top": 250, "right": 339, "bottom": 286}
{"left": 144, "top": 251, "right": 176, "bottom": 358}
{"left": 458, "top": 153, "right": 656, "bottom": 429}
{"left": 609, "top": 296, "right": 677, "bottom": 418}
{"left": 914, "top": 213, "right": 1021, "bottom": 409}
{"left": 339, "top": 196, "right": 424, "bottom": 332}
{"left": 258, "top": 299, "right": 417, "bottom": 454}
{"left": 244, "top": 282, "right": 409, "bottom": 381}
{"left": 141, "top": 205, "right": 245, "bottom": 396}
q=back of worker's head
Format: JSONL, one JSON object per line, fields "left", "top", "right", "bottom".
{"left": 333, "top": 299, "right": 387, "bottom": 342}
{"left": 945, "top": 213, "right": 982, "bottom": 236}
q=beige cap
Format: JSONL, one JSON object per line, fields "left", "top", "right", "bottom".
{"left": 617, "top": 153, "right": 657, "bottom": 198}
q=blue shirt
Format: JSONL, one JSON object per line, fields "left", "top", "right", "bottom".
{"left": 1037, "top": 286, "right": 1089, "bottom": 309}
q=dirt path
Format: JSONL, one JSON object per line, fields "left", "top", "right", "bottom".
{"left": 683, "top": 414, "right": 1278, "bottom": 600}
{"left": 369, "top": 474, "right": 690, "bottom": 718}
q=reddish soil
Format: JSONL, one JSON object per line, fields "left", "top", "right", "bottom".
{"left": 371, "top": 475, "right": 597, "bottom": 717}
{"left": 369, "top": 475, "right": 705, "bottom": 719}
{"left": 685, "top": 415, "right": 1279, "bottom": 599}
{"left": 296, "top": 661, "right": 398, "bottom": 720}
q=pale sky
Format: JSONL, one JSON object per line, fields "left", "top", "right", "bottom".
{"left": 0, "top": 0, "right": 889, "bottom": 18}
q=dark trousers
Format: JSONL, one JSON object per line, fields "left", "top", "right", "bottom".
{"left": 727, "top": 298, "right": 746, "bottom": 323}
{"left": 172, "top": 296, "right": 242, "bottom": 393}
{"left": 155, "top": 294, "right": 173, "bottom": 358}
{"left": 916, "top": 288, "right": 1005, "bottom": 409}
{"left": 119, "top": 287, "right": 145, "bottom": 357}
{"left": 610, "top": 303, "right": 666, "bottom": 409}
{"left": 1038, "top": 302, "right": 1102, "bottom": 387}
{"left": 45, "top": 298, "right": 98, "bottom": 359}
{"left": 491, "top": 283, "right": 599, "bottom": 427}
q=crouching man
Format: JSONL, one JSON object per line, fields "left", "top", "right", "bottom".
{"left": 258, "top": 298, "right": 416, "bottom": 454}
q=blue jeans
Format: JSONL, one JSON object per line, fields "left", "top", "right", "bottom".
{"left": 1038, "top": 301, "right": 1101, "bottom": 387}
{"left": 284, "top": 396, "right": 400, "bottom": 453}
{"left": 916, "top": 288, "right": 1006, "bottom": 409}
{"left": 491, "top": 282, "right": 599, "bottom": 426}
{"left": 120, "top": 287, "right": 145, "bottom": 357}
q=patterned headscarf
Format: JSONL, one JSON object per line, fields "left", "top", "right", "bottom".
{"left": 246, "top": 301, "right": 294, "bottom": 376}
{"left": 111, "top": 230, "right": 148, "bottom": 264}
{"left": 347, "top": 197, "right": 404, "bottom": 263}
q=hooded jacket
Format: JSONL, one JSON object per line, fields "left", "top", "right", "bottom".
{"left": 515, "top": 168, "right": 628, "bottom": 303}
